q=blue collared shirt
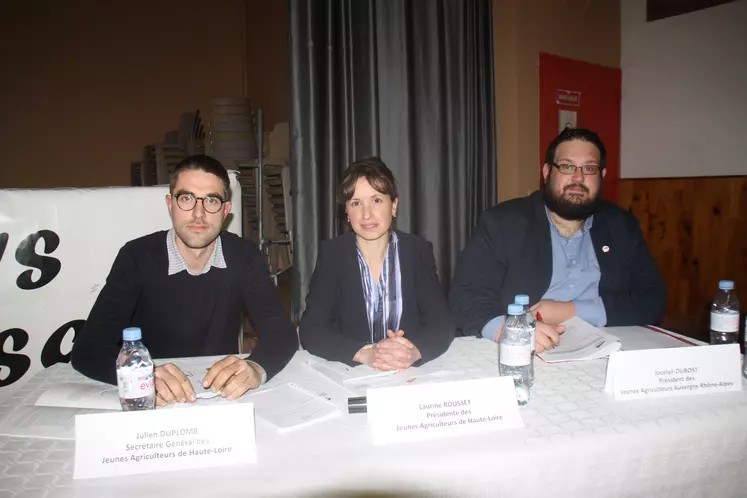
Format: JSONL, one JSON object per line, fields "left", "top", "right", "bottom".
{"left": 481, "top": 208, "right": 606, "bottom": 340}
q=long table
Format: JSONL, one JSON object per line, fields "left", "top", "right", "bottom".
{"left": 1, "top": 327, "right": 745, "bottom": 497}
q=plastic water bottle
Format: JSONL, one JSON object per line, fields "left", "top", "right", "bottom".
{"left": 116, "top": 327, "right": 155, "bottom": 411}
{"left": 515, "top": 294, "right": 535, "bottom": 386}
{"left": 710, "top": 280, "right": 740, "bottom": 345}
{"left": 499, "top": 304, "right": 532, "bottom": 405}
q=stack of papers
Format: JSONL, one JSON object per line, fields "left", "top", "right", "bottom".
{"left": 246, "top": 382, "right": 341, "bottom": 433}
{"left": 538, "top": 316, "right": 621, "bottom": 363}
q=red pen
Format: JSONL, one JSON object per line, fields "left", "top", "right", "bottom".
{"left": 536, "top": 312, "right": 543, "bottom": 322}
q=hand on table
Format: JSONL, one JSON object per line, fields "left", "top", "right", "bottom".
{"left": 353, "top": 330, "right": 422, "bottom": 371}
{"left": 155, "top": 363, "right": 196, "bottom": 407}
{"left": 534, "top": 321, "right": 565, "bottom": 353}
{"left": 491, "top": 315, "right": 565, "bottom": 353}
{"left": 530, "top": 299, "right": 575, "bottom": 325}
{"left": 202, "top": 355, "right": 263, "bottom": 400}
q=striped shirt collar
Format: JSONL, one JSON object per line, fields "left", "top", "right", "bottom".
{"left": 356, "top": 231, "right": 403, "bottom": 343}
{"left": 166, "top": 228, "right": 227, "bottom": 276}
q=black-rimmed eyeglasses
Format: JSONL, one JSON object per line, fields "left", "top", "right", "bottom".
{"left": 173, "top": 193, "right": 226, "bottom": 214}
{"left": 550, "top": 163, "right": 601, "bottom": 176}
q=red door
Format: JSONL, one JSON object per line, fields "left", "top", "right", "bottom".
{"left": 539, "top": 53, "right": 621, "bottom": 202}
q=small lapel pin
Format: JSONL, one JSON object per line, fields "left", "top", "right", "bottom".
{"left": 602, "top": 245, "right": 610, "bottom": 253}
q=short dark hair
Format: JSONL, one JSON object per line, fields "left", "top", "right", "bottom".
{"left": 169, "top": 154, "right": 230, "bottom": 199}
{"left": 339, "top": 156, "right": 398, "bottom": 203}
{"left": 544, "top": 128, "right": 607, "bottom": 170}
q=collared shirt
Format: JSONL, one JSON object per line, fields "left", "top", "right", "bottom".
{"left": 356, "top": 231, "right": 403, "bottom": 343}
{"left": 166, "top": 228, "right": 227, "bottom": 276}
{"left": 164, "top": 229, "right": 266, "bottom": 384}
{"left": 481, "top": 208, "right": 607, "bottom": 340}
{"left": 542, "top": 207, "right": 606, "bottom": 325}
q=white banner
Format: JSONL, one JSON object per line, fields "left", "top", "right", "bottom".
{"left": 0, "top": 173, "right": 242, "bottom": 401}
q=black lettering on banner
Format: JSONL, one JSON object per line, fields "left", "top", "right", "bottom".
{"left": 0, "top": 233, "right": 8, "bottom": 263}
{"left": 0, "top": 329, "right": 31, "bottom": 386}
{"left": 15, "top": 230, "right": 62, "bottom": 290}
{"left": 41, "top": 319, "right": 84, "bottom": 367}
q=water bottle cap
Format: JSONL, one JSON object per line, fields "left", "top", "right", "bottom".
{"left": 507, "top": 304, "right": 524, "bottom": 315}
{"left": 514, "top": 294, "right": 530, "bottom": 306}
{"left": 122, "top": 327, "right": 142, "bottom": 341}
{"left": 719, "top": 280, "right": 735, "bottom": 291}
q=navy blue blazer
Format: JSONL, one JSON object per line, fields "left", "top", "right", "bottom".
{"left": 449, "top": 191, "right": 667, "bottom": 335}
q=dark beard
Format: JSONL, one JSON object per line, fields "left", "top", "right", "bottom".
{"left": 542, "top": 176, "right": 602, "bottom": 221}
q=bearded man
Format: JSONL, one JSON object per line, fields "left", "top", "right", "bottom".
{"left": 449, "top": 128, "right": 665, "bottom": 349}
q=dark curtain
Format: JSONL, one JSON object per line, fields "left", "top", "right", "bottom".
{"left": 289, "top": 0, "right": 496, "bottom": 321}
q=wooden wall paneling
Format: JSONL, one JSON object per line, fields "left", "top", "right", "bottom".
{"left": 618, "top": 176, "right": 747, "bottom": 342}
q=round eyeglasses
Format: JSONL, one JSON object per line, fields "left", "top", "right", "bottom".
{"left": 173, "top": 193, "right": 226, "bottom": 214}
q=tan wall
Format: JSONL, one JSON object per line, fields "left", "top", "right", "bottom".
{"left": 245, "top": 0, "right": 290, "bottom": 132}
{"left": 0, "top": 0, "right": 246, "bottom": 188}
{"left": 1, "top": 0, "right": 612, "bottom": 192}
{"left": 493, "top": 0, "right": 620, "bottom": 201}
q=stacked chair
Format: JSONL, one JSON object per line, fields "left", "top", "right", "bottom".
{"left": 130, "top": 111, "right": 204, "bottom": 186}
{"left": 260, "top": 122, "right": 293, "bottom": 284}
{"left": 206, "top": 97, "right": 259, "bottom": 242}
{"left": 175, "top": 110, "right": 206, "bottom": 155}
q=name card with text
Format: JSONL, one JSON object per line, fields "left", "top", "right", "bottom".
{"left": 367, "top": 377, "right": 523, "bottom": 445}
{"left": 74, "top": 403, "right": 256, "bottom": 479}
{"left": 604, "top": 344, "right": 743, "bottom": 401}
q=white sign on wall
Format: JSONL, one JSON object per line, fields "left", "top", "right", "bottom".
{"left": 0, "top": 172, "right": 242, "bottom": 402}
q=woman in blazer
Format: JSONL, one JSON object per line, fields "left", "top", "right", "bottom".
{"left": 299, "top": 157, "right": 455, "bottom": 370}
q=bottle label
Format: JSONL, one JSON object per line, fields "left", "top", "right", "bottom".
{"left": 500, "top": 344, "right": 531, "bottom": 367}
{"left": 117, "top": 366, "right": 155, "bottom": 399}
{"left": 710, "top": 311, "right": 739, "bottom": 333}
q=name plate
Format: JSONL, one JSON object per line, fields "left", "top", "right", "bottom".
{"left": 367, "top": 377, "right": 523, "bottom": 445}
{"left": 604, "top": 344, "right": 743, "bottom": 401}
{"left": 74, "top": 403, "right": 256, "bottom": 479}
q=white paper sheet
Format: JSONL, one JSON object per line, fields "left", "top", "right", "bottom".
{"left": 294, "top": 361, "right": 357, "bottom": 408}
{"left": 246, "top": 383, "right": 341, "bottom": 433}
{"left": 538, "top": 316, "right": 621, "bottom": 363}
{"left": 167, "top": 357, "right": 224, "bottom": 399}
{"left": 342, "top": 366, "right": 398, "bottom": 387}
{"left": 31, "top": 358, "right": 221, "bottom": 413}
{"left": 303, "top": 357, "right": 354, "bottom": 385}
{"left": 0, "top": 405, "right": 111, "bottom": 440}
{"left": 304, "top": 352, "right": 467, "bottom": 393}
{"left": 35, "top": 382, "right": 121, "bottom": 410}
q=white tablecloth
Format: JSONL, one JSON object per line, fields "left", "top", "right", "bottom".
{"left": 1, "top": 327, "right": 745, "bottom": 498}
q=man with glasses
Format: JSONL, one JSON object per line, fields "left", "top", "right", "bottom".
{"left": 449, "top": 128, "right": 665, "bottom": 349}
{"left": 72, "top": 155, "right": 297, "bottom": 405}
